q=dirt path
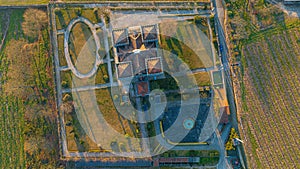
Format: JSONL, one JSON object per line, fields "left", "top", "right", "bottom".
{"left": 0, "top": 11, "right": 10, "bottom": 52}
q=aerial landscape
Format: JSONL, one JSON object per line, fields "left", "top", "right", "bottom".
{"left": 0, "top": 0, "right": 299, "bottom": 169}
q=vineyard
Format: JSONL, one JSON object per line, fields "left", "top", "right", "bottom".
{"left": 241, "top": 27, "right": 300, "bottom": 168}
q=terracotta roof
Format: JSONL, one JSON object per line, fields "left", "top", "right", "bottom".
{"left": 147, "top": 57, "right": 162, "bottom": 74}
{"left": 117, "top": 62, "right": 133, "bottom": 78}
{"left": 136, "top": 81, "right": 149, "bottom": 96}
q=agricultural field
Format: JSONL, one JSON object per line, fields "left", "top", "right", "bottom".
{"left": 224, "top": 0, "right": 300, "bottom": 168}
{"left": 0, "top": 82, "right": 25, "bottom": 168}
{"left": 241, "top": 27, "right": 300, "bottom": 168}
{"left": 61, "top": 0, "right": 211, "bottom": 2}
{"left": 0, "top": 8, "right": 60, "bottom": 168}
{"left": 0, "top": 0, "right": 48, "bottom": 5}
{"left": 0, "top": 9, "right": 26, "bottom": 169}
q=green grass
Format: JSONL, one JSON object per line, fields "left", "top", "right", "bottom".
{"left": 95, "top": 88, "right": 138, "bottom": 137}
{"left": 54, "top": 8, "right": 99, "bottom": 30}
{"left": 192, "top": 72, "right": 211, "bottom": 86}
{"left": 0, "top": 11, "right": 26, "bottom": 169}
{"left": 0, "top": 9, "right": 25, "bottom": 53}
{"left": 60, "top": 63, "right": 109, "bottom": 89}
{"left": 0, "top": 96, "right": 25, "bottom": 169}
{"left": 0, "top": 0, "right": 48, "bottom": 5}
{"left": 159, "top": 21, "right": 213, "bottom": 70}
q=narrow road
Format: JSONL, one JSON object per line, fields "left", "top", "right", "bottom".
{"left": 101, "top": 16, "right": 114, "bottom": 85}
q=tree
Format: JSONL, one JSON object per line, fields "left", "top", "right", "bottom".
{"left": 94, "top": 7, "right": 111, "bottom": 24}
{"left": 3, "top": 39, "right": 35, "bottom": 99}
{"left": 22, "top": 9, "right": 47, "bottom": 39}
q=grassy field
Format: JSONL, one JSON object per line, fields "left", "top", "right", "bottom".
{"left": 159, "top": 21, "right": 214, "bottom": 70}
{"left": 54, "top": 8, "right": 98, "bottom": 30}
{"left": 0, "top": 9, "right": 25, "bottom": 169}
{"left": 193, "top": 72, "right": 211, "bottom": 86}
{"left": 60, "top": 63, "right": 109, "bottom": 89}
{"left": 0, "top": 95, "right": 25, "bottom": 168}
{"left": 95, "top": 88, "right": 139, "bottom": 138}
{"left": 0, "top": 0, "right": 48, "bottom": 5}
{"left": 1, "top": 8, "right": 60, "bottom": 168}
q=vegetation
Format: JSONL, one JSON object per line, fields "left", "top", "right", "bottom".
{"left": 224, "top": 0, "right": 300, "bottom": 168}
{"left": 159, "top": 21, "right": 214, "bottom": 70}
{"left": 225, "top": 128, "right": 239, "bottom": 150}
{"left": 95, "top": 88, "right": 139, "bottom": 137}
{"left": 22, "top": 8, "right": 48, "bottom": 40}
{"left": 162, "top": 150, "right": 219, "bottom": 166}
{"left": 0, "top": 0, "right": 48, "bottom": 5}
{"left": 61, "top": 87, "right": 142, "bottom": 152}
{"left": 240, "top": 29, "right": 300, "bottom": 168}
{"left": 0, "top": 97, "right": 25, "bottom": 169}
{"left": 61, "top": 0, "right": 210, "bottom": 2}
{"left": 193, "top": 72, "right": 211, "bottom": 86}
{"left": 55, "top": 8, "right": 99, "bottom": 30}
{"left": 0, "top": 8, "right": 61, "bottom": 168}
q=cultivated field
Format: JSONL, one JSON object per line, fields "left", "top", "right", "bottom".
{"left": 0, "top": 8, "right": 60, "bottom": 168}
{"left": 0, "top": 9, "right": 26, "bottom": 169}
{"left": 241, "top": 27, "right": 300, "bottom": 168}
{"left": 0, "top": 84, "right": 25, "bottom": 168}
{"left": 0, "top": 0, "right": 48, "bottom": 5}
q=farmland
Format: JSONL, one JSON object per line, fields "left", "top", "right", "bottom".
{"left": 0, "top": 8, "right": 60, "bottom": 168}
{"left": 241, "top": 27, "right": 300, "bottom": 168}
{"left": 0, "top": 0, "right": 48, "bottom": 5}
{"left": 0, "top": 9, "right": 26, "bottom": 169}
{"left": 223, "top": 0, "right": 300, "bottom": 168}
{"left": 0, "top": 83, "right": 25, "bottom": 168}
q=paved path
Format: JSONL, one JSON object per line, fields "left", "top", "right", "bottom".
{"left": 135, "top": 97, "right": 151, "bottom": 155}
{"left": 101, "top": 16, "right": 114, "bottom": 85}
{"left": 0, "top": 11, "right": 10, "bottom": 52}
{"left": 63, "top": 17, "right": 103, "bottom": 79}
{"left": 49, "top": 5, "right": 68, "bottom": 157}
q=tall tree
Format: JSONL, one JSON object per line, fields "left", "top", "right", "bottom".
{"left": 22, "top": 9, "right": 47, "bottom": 39}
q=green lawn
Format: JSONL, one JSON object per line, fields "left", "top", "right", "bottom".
{"left": 95, "top": 88, "right": 138, "bottom": 137}
{"left": 54, "top": 8, "right": 99, "bottom": 30}
{"left": 159, "top": 21, "right": 213, "bottom": 70}
{"left": 192, "top": 72, "right": 211, "bottom": 86}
